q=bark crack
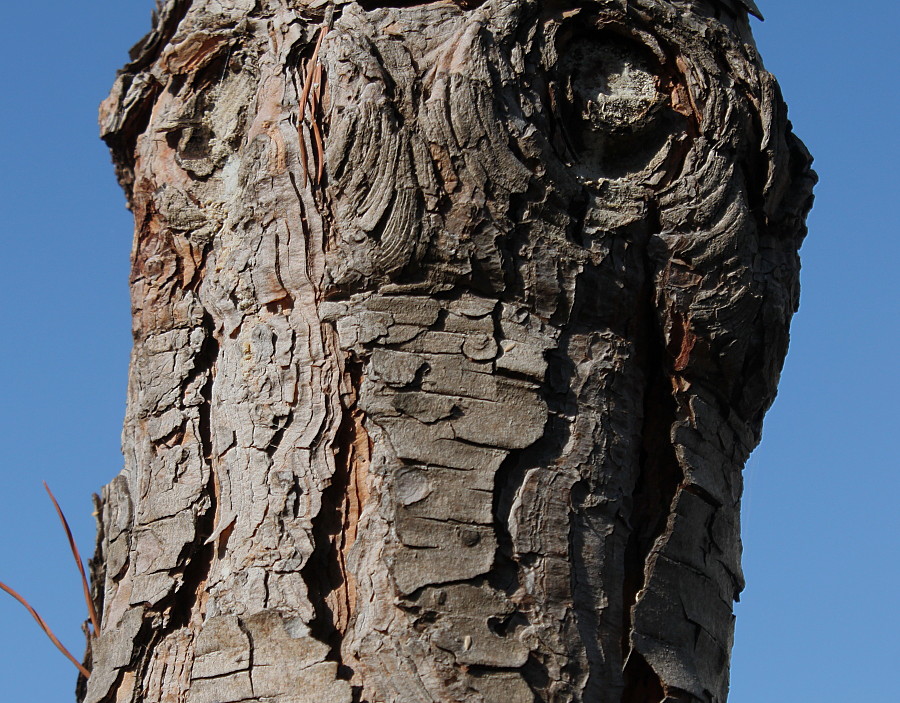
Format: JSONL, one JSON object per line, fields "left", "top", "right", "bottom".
{"left": 300, "top": 352, "right": 371, "bottom": 683}
{"left": 621, "top": 256, "right": 683, "bottom": 703}
{"left": 104, "top": 313, "right": 219, "bottom": 703}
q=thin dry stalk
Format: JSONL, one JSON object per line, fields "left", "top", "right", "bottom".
{"left": 297, "top": 58, "right": 311, "bottom": 186}
{"left": 43, "top": 482, "right": 100, "bottom": 636}
{"left": 310, "top": 62, "right": 326, "bottom": 185}
{"left": 0, "top": 580, "right": 91, "bottom": 678}
{"left": 298, "top": 25, "right": 326, "bottom": 124}
{"left": 297, "top": 24, "right": 328, "bottom": 185}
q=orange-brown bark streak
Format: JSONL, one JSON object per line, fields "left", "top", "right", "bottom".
{"left": 326, "top": 360, "right": 371, "bottom": 637}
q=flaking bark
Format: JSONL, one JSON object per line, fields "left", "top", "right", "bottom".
{"left": 85, "top": 1, "right": 815, "bottom": 702}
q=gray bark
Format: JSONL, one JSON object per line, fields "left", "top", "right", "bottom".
{"left": 84, "top": 1, "right": 815, "bottom": 702}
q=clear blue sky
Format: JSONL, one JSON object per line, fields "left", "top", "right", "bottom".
{"left": 0, "top": 1, "right": 896, "bottom": 700}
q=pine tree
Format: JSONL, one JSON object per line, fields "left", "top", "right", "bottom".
{"left": 83, "top": 2, "right": 815, "bottom": 701}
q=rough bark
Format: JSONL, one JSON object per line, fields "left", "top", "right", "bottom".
{"left": 84, "top": 1, "right": 814, "bottom": 702}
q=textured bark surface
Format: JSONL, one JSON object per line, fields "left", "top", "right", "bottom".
{"left": 85, "top": 1, "right": 814, "bottom": 701}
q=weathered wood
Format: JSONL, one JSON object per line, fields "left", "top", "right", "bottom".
{"left": 85, "top": 1, "right": 814, "bottom": 701}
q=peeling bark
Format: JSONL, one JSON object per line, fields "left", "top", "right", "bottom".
{"left": 86, "top": 1, "right": 814, "bottom": 702}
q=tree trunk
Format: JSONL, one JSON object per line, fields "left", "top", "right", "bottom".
{"left": 83, "top": 1, "right": 814, "bottom": 701}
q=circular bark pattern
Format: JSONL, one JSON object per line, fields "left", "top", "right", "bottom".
{"left": 561, "top": 35, "right": 663, "bottom": 134}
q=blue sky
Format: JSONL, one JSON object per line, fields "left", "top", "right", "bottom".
{"left": 0, "top": 1, "right": 896, "bottom": 700}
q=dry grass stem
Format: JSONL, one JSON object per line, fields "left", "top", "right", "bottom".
{"left": 43, "top": 482, "right": 100, "bottom": 636}
{"left": 0, "top": 580, "right": 91, "bottom": 678}
{"left": 297, "top": 24, "right": 328, "bottom": 185}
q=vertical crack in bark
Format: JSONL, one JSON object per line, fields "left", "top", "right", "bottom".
{"left": 300, "top": 353, "right": 371, "bottom": 683}
{"left": 622, "top": 650, "right": 667, "bottom": 703}
{"left": 491, "top": 443, "right": 547, "bottom": 694}
{"left": 238, "top": 617, "right": 256, "bottom": 697}
{"left": 94, "top": 314, "right": 219, "bottom": 703}
{"left": 491, "top": 327, "right": 575, "bottom": 696}
{"left": 491, "top": 449, "right": 530, "bottom": 593}
{"left": 194, "top": 313, "right": 218, "bottom": 466}
{"left": 621, "top": 261, "right": 683, "bottom": 703}
{"left": 166, "top": 314, "right": 219, "bottom": 631}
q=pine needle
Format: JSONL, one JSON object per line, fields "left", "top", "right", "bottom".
{"left": 0, "top": 579, "right": 91, "bottom": 678}
{"left": 43, "top": 482, "right": 100, "bottom": 636}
